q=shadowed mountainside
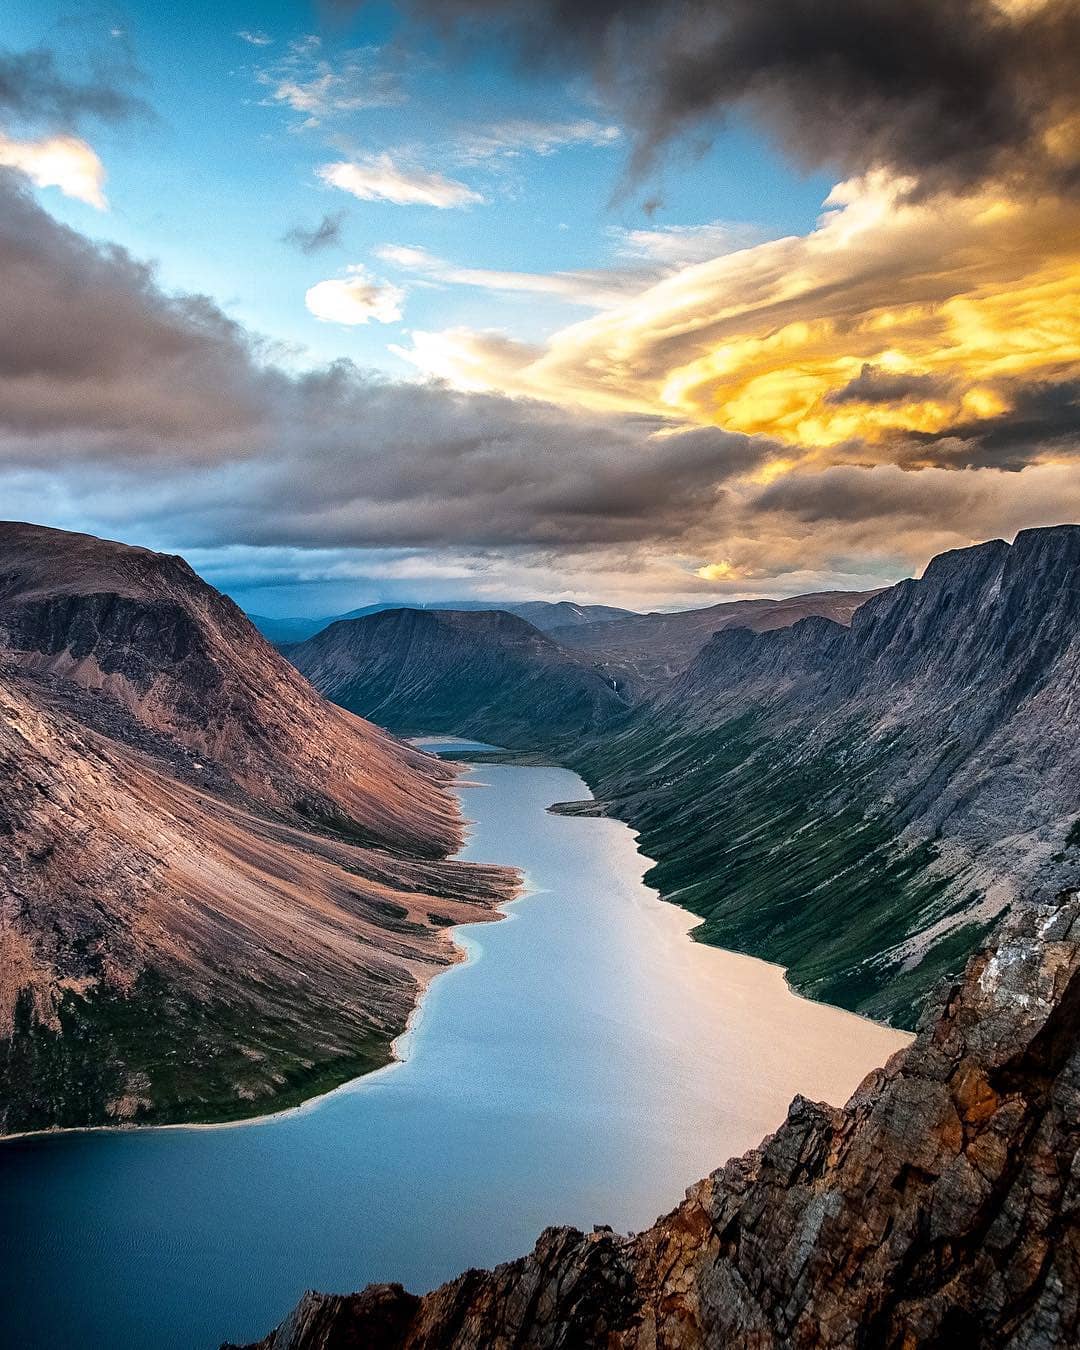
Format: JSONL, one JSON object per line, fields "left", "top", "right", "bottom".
{"left": 572, "top": 526, "right": 1080, "bottom": 1026}
{"left": 285, "top": 607, "right": 631, "bottom": 750}
{"left": 0, "top": 523, "right": 517, "bottom": 1134}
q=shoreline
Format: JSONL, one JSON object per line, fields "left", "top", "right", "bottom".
{"left": 1, "top": 753, "right": 908, "bottom": 1145}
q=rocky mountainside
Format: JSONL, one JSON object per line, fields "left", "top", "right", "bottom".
{"left": 285, "top": 608, "right": 631, "bottom": 750}
{"left": 0, "top": 523, "right": 516, "bottom": 1134}
{"left": 574, "top": 526, "right": 1080, "bottom": 1025}
{"left": 232, "top": 889, "right": 1080, "bottom": 1350}
{"left": 555, "top": 589, "right": 879, "bottom": 687}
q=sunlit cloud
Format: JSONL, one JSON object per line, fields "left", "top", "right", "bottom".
{"left": 305, "top": 265, "right": 404, "bottom": 325}
{"left": 0, "top": 131, "right": 106, "bottom": 207}
{"left": 396, "top": 171, "right": 1080, "bottom": 473}
{"left": 319, "top": 156, "right": 482, "bottom": 208}
{"left": 610, "top": 219, "right": 760, "bottom": 266}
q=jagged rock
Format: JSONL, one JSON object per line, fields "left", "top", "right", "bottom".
{"left": 232, "top": 892, "right": 1080, "bottom": 1350}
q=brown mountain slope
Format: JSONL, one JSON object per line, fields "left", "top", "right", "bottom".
{"left": 0, "top": 521, "right": 463, "bottom": 854}
{"left": 556, "top": 588, "right": 881, "bottom": 688}
{"left": 233, "top": 889, "right": 1080, "bottom": 1350}
{"left": 0, "top": 524, "right": 516, "bottom": 1134}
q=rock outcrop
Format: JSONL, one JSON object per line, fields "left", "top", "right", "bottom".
{"left": 575, "top": 526, "right": 1080, "bottom": 1024}
{"left": 285, "top": 607, "right": 631, "bottom": 750}
{"left": 0, "top": 523, "right": 517, "bottom": 1134}
{"left": 232, "top": 889, "right": 1080, "bottom": 1350}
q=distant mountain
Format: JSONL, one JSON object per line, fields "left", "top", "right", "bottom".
{"left": 285, "top": 607, "right": 631, "bottom": 750}
{"left": 0, "top": 523, "right": 515, "bottom": 1133}
{"left": 555, "top": 589, "right": 881, "bottom": 687}
{"left": 575, "top": 526, "right": 1080, "bottom": 1025}
{"left": 248, "top": 599, "right": 638, "bottom": 646}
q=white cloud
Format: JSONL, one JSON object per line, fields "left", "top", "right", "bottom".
{"left": 237, "top": 29, "right": 272, "bottom": 47}
{"left": 611, "top": 219, "right": 761, "bottom": 266}
{"left": 456, "top": 118, "right": 621, "bottom": 162}
{"left": 305, "top": 266, "right": 404, "bottom": 325}
{"left": 319, "top": 156, "right": 482, "bottom": 208}
{"left": 257, "top": 41, "right": 404, "bottom": 125}
{"left": 374, "top": 243, "right": 654, "bottom": 308}
{"left": 0, "top": 132, "right": 107, "bottom": 209}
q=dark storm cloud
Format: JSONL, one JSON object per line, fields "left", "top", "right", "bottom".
{"left": 0, "top": 44, "right": 150, "bottom": 130}
{"left": 900, "top": 379, "right": 1080, "bottom": 471}
{"left": 282, "top": 212, "right": 347, "bottom": 254}
{"left": 374, "top": 0, "right": 1080, "bottom": 191}
{"left": 825, "top": 364, "right": 957, "bottom": 407}
{"left": 0, "top": 171, "right": 772, "bottom": 548}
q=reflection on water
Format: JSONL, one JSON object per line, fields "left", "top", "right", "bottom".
{"left": 0, "top": 759, "right": 909, "bottom": 1350}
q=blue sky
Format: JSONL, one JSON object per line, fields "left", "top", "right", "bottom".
{"left": 4, "top": 0, "right": 831, "bottom": 377}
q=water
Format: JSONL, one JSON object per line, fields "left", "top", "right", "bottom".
{"left": 0, "top": 749, "right": 909, "bottom": 1350}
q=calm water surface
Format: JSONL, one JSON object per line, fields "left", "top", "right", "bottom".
{"left": 0, "top": 744, "right": 908, "bottom": 1350}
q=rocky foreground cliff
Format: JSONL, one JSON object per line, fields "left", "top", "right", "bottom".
{"left": 0, "top": 523, "right": 517, "bottom": 1134}
{"left": 233, "top": 889, "right": 1080, "bottom": 1350}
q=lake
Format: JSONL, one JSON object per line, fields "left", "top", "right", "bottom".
{"left": 0, "top": 744, "right": 909, "bottom": 1349}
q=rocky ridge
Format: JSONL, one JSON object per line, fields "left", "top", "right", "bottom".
{"left": 233, "top": 889, "right": 1080, "bottom": 1349}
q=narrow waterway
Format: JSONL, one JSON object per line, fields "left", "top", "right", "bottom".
{"left": 0, "top": 745, "right": 909, "bottom": 1350}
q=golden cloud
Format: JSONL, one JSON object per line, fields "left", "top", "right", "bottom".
{"left": 398, "top": 172, "right": 1080, "bottom": 468}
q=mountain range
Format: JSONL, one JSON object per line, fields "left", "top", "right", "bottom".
{"left": 0, "top": 523, "right": 516, "bottom": 1134}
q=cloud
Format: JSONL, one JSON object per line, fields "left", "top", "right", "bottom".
{"left": 374, "top": 242, "right": 654, "bottom": 307}
{"left": 455, "top": 117, "right": 620, "bottom": 161}
{"left": 2, "top": 162, "right": 1077, "bottom": 609}
{"left": 394, "top": 171, "right": 1080, "bottom": 471}
{"left": 256, "top": 38, "right": 404, "bottom": 125}
{"left": 383, "top": 0, "right": 1080, "bottom": 194}
{"left": 611, "top": 219, "right": 761, "bottom": 266}
{"left": 237, "top": 30, "right": 273, "bottom": 47}
{"left": 282, "top": 211, "right": 346, "bottom": 254}
{"left": 305, "top": 266, "right": 404, "bottom": 324}
{"left": 0, "top": 131, "right": 107, "bottom": 208}
{"left": 319, "top": 155, "right": 482, "bottom": 207}
{"left": 0, "top": 42, "right": 150, "bottom": 131}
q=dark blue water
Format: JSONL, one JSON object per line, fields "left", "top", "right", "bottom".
{"left": 0, "top": 751, "right": 907, "bottom": 1350}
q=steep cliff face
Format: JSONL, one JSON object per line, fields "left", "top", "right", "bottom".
{"left": 233, "top": 890, "right": 1080, "bottom": 1350}
{"left": 286, "top": 607, "right": 630, "bottom": 750}
{"left": 575, "top": 526, "right": 1080, "bottom": 1025}
{"left": 0, "top": 524, "right": 517, "bottom": 1134}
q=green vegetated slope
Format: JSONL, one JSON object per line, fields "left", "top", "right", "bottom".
{"left": 576, "top": 527, "right": 1080, "bottom": 1027}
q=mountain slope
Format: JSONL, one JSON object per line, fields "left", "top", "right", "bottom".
{"left": 573, "top": 526, "right": 1080, "bottom": 1025}
{"left": 0, "top": 524, "right": 516, "bottom": 1134}
{"left": 235, "top": 890, "right": 1080, "bottom": 1350}
{"left": 248, "top": 600, "right": 638, "bottom": 647}
{"left": 285, "top": 608, "right": 631, "bottom": 750}
{"left": 556, "top": 588, "right": 880, "bottom": 686}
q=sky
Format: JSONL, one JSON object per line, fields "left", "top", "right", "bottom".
{"left": 0, "top": 0, "right": 1077, "bottom": 616}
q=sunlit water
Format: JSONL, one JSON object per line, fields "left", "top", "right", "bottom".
{"left": 0, "top": 741, "right": 908, "bottom": 1350}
